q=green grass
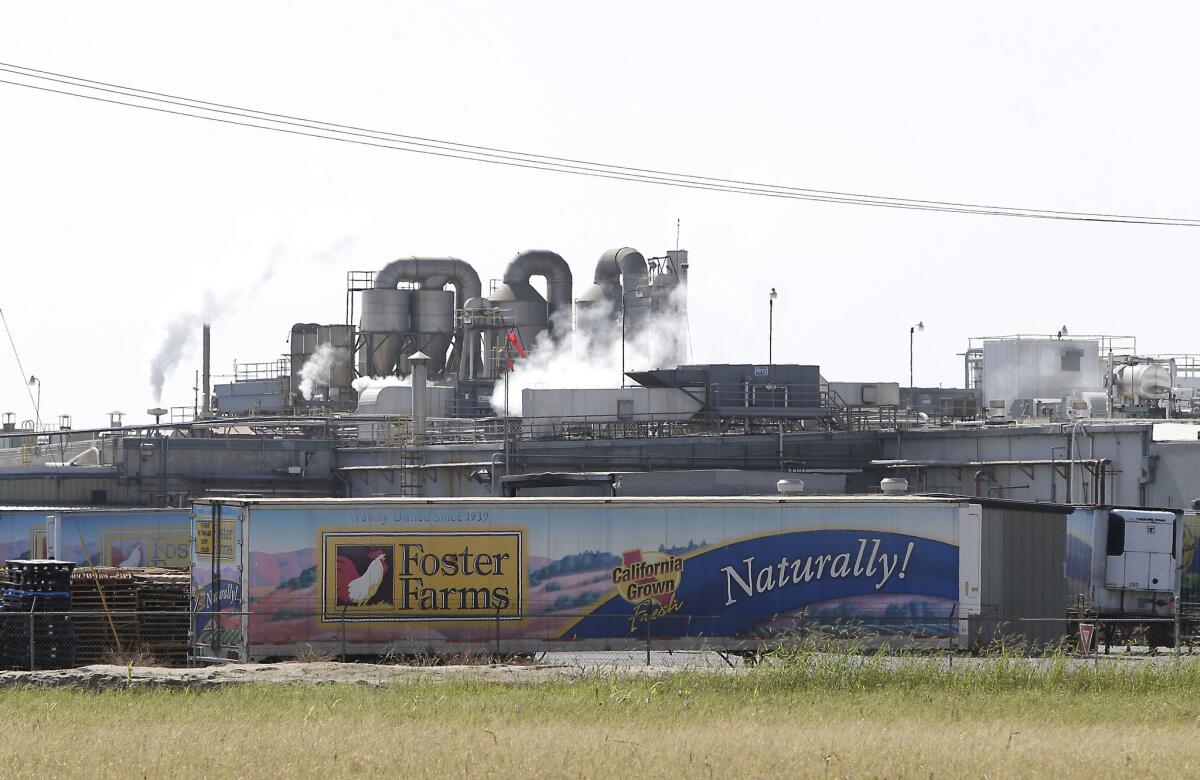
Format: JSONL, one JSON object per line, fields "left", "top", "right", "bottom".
{"left": 1, "top": 652, "right": 1199, "bottom": 777}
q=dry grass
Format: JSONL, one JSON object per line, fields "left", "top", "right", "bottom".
{"left": 0, "top": 655, "right": 1198, "bottom": 778}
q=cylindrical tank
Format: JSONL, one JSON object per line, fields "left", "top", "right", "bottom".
{"left": 574, "top": 282, "right": 616, "bottom": 328}
{"left": 1115, "top": 363, "right": 1172, "bottom": 400}
{"left": 360, "top": 288, "right": 412, "bottom": 332}
{"left": 358, "top": 289, "right": 411, "bottom": 377}
{"left": 411, "top": 289, "right": 455, "bottom": 376}
{"left": 460, "top": 297, "right": 491, "bottom": 380}
{"left": 490, "top": 281, "right": 548, "bottom": 370}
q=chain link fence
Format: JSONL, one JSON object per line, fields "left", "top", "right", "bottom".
{"left": 0, "top": 606, "right": 1189, "bottom": 672}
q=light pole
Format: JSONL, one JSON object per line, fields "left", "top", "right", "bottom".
{"left": 27, "top": 375, "right": 40, "bottom": 431}
{"left": 768, "top": 288, "right": 778, "bottom": 365}
{"left": 908, "top": 322, "right": 924, "bottom": 409}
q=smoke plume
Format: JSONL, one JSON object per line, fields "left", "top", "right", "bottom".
{"left": 299, "top": 344, "right": 348, "bottom": 400}
{"left": 147, "top": 237, "right": 354, "bottom": 405}
{"left": 351, "top": 374, "right": 412, "bottom": 395}
{"left": 490, "top": 284, "right": 689, "bottom": 416}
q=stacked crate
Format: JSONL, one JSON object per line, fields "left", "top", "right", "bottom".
{"left": 135, "top": 571, "right": 191, "bottom": 666}
{"left": 69, "top": 568, "right": 140, "bottom": 665}
{"left": 70, "top": 567, "right": 191, "bottom": 666}
{"left": 0, "top": 560, "right": 76, "bottom": 670}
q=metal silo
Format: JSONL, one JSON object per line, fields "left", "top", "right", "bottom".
{"left": 367, "top": 257, "right": 482, "bottom": 379}
{"left": 357, "top": 288, "right": 411, "bottom": 377}
{"left": 410, "top": 289, "right": 455, "bottom": 376}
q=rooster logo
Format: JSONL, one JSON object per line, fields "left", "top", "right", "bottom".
{"left": 115, "top": 544, "right": 142, "bottom": 568}
{"left": 336, "top": 547, "right": 391, "bottom": 606}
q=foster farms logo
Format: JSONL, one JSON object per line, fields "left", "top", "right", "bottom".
{"left": 320, "top": 530, "right": 523, "bottom": 622}
{"left": 611, "top": 550, "right": 684, "bottom": 632}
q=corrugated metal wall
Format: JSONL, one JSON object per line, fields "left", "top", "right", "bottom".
{"left": 974, "top": 505, "right": 1067, "bottom": 647}
{"left": 0, "top": 475, "right": 131, "bottom": 504}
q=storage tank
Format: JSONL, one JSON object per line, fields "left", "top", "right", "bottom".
{"left": 573, "top": 281, "right": 615, "bottom": 328}
{"left": 368, "top": 257, "right": 482, "bottom": 379}
{"left": 410, "top": 289, "right": 455, "bottom": 376}
{"left": 357, "top": 288, "right": 411, "bottom": 377}
{"left": 490, "top": 281, "right": 548, "bottom": 353}
{"left": 1114, "top": 363, "right": 1172, "bottom": 400}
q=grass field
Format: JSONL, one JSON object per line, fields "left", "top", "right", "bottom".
{"left": 1, "top": 652, "right": 1198, "bottom": 778}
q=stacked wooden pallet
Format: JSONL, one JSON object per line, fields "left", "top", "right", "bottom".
{"left": 69, "top": 567, "right": 138, "bottom": 665}
{"left": 136, "top": 570, "right": 191, "bottom": 666}
{"left": 70, "top": 567, "right": 191, "bottom": 666}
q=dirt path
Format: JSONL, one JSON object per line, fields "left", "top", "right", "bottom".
{"left": 0, "top": 660, "right": 704, "bottom": 688}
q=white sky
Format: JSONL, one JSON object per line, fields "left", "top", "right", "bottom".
{"left": 1, "top": 2, "right": 1197, "bottom": 428}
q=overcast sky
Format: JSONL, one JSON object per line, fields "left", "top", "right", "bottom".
{"left": 1, "top": 2, "right": 1197, "bottom": 428}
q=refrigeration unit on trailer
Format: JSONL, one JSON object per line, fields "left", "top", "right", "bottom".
{"left": 1067, "top": 507, "right": 1183, "bottom": 620}
{"left": 189, "top": 496, "right": 1068, "bottom": 662}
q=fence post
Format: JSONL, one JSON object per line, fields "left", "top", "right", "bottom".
{"left": 645, "top": 616, "right": 651, "bottom": 667}
{"left": 28, "top": 596, "right": 37, "bottom": 672}
{"left": 948, "top": 603, "right": 958, "bottom": 666}
{"left": 340, "top": 607, "right": 347, "bottom": 662}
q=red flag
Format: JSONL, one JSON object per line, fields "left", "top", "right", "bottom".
{"left": 506, "top": 330, "right": 527, "bottom": 359}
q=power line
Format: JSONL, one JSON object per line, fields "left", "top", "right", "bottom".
{"left": 0, "top": 62, "right": 1197, "bottom": 226}
{"left": 3, "top": 60, "right": 1193, "bottom": 225}
{"left": 0, "top": 308, "right": 38, "bottom": 421}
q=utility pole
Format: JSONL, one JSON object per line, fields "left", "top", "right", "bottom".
{"left": 768, "top": 288, "right": 778, "bottom": 365}
{"left": 909, "top": 321, "right": 924, "bottom": 410}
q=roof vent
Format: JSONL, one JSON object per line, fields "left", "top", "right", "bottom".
{"left": 880, "top": 477, "right": 909, "bottom": 495}
{"left": 776, "top": 479, "right": 805, "bottom": 495}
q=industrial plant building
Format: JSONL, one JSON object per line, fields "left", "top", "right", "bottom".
{"left": 0, "top": 245, "right": 1196, "bottom": 515}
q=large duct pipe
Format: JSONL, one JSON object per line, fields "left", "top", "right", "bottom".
{"left": 374, "top": 257, "right": 481, "bottom": 304}
{"left": 594, "top": 247, "right": 647, "bottom": 305}
{"left": 502, "top": 250, "right": 573, "bottom": 328}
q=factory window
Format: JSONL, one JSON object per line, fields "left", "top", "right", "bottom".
{"left": 1061, "top": 349, "right": 1083, "bottom": 372}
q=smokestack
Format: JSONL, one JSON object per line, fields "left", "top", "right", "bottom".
{"left": 409, "top": 351, "right": 429, "bottom": 439}
{"left": 201, "top": 323, "right": 211, "bottom": 417}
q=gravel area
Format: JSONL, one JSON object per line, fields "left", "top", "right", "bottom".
{"left": 0, "top": 647, "right": 1191, "bottom": 689}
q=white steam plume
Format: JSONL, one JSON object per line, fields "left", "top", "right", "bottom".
{"left": 149, "top": 288, "right": 228, "bottom": 404}
{"left": 351, "top": 374, "right": 412, "bottom": 395}
{"left": 490, "top": 284, "right": 689, "bottom": 416}
{"left": 298, "top": 344, "right": 348, "bottom": 400}
{"left": 350, "top": 372, "right": 412, "bottom": 391}
{"left": 148, "top": 236, "right": 355, "bottom": 405}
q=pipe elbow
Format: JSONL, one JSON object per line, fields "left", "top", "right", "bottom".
{"left": 373, "top": 257, "right": 482, "bottom": 300}
{"left": 594, "top": 247, "right": 647, "bottom": 285}
{"left": 502, "top": 250, "right": 573, "bottom": 317}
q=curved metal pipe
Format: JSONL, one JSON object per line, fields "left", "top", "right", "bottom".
{"left": 594, "top": 247, "right": 647, "bottom": 302}
{"left": 375, "top": 257, "right": 482, "bottom": 302}
{"left": 502, "top": 250, "right": 573, "bottom": 324}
